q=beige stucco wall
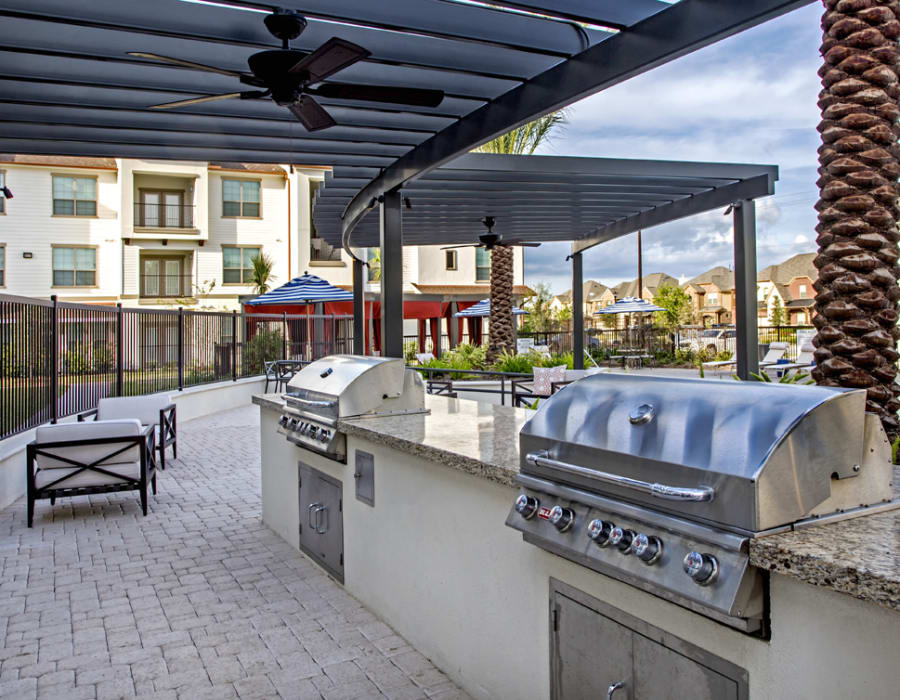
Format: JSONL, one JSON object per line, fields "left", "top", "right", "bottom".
{"left": 258, "top": 405, "right": 900, "bottom": 700}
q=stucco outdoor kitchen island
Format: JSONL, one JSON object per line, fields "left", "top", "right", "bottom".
{"left": 253, "top": 388, "right": 900, "bottom": 700}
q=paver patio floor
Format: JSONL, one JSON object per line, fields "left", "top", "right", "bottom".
{"left": 0, "top": 405, "right": 469, "bottom": 700}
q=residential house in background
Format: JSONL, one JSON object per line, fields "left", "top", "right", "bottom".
{"left": 683, "top": 266, "right": 736, "bottom": 327}
{"left": 757, "top": 252, "right": 817, "bottom": 325}
{"left": 550, "top": 280, "right": 613, "bottom": 316}
{"left": 0, "top": 155, "right": 525, "bottom": 322}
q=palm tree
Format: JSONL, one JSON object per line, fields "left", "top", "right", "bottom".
{"left": 812, "top": 0, "right": 900, "bottom": 435}
{"left": 473, "top": 112, "right": 566, "bottom": 360}
{"left": 249, "top": 253, "right": 275, "bottom": 295}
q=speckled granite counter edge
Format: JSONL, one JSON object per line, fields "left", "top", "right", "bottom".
{"left": 338, "top": 418, "right": 519, "bottom": 489}
{"left": 750, "top": 537, "right": 900, "bottom": 614}
{"left": 252, "top": 393, "right": 520, "bottom": 488}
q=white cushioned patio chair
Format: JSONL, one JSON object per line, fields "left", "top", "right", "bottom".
{"left": 26, "top": 419, "right": 157, "bottom": 527}
{"left": 79, "top": 395, "right": 176, "bottom": 469}
{"left": 759, "top": 341, "right": 790, "bottom": 367}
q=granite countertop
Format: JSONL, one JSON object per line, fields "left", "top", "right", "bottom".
{"left": 749, "top": 467, "right": 900, "bottom": 613}
{"left": 339, "top": 394, "right": 527, "bottom": 488}
{"left": 253, "top": 391, "right": 900, "bottom": 611}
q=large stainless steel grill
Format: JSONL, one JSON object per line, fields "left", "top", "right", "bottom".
{"left": 279, "top": 355, "right": 426, "bottom": 462}
{"left": 506, "top": 373, "right": 897, "bottom": 634}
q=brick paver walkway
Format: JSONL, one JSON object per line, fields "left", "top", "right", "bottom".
{"left": 0, "top": 406, "right": 469, "bottom": 700}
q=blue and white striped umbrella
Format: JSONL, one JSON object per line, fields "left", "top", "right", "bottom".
{"left": 594, "top": 297, "right": 663, "bottom": 314}
{"left": 454, "top": 299, "right": 528, "bottom": 317}
{"left": 244, "top": 272, "right": 354, "bottom": 306}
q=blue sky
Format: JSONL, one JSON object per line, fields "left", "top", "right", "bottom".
{"left": 526, "top": 3, "right": 823, "bottom": 294}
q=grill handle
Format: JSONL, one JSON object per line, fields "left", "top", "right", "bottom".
{"left": 291, "top": 396, "right": 338, "bottom": 410}
{"left": 525, "top": 451, "right": 715, "bottom": 503}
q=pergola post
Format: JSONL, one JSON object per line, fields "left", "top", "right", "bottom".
{"left": 352, "top": 257, "right": 364, "bottom": 355}
{"left": 733, "top": 199, "right": 759, "bottom": 380}
{"left": 380, "top": 188, "right": 404, "bottom": 358}
{"left": 449, "top": 302, "right": 460, "bottom": 349}
{"left": 572, "top": 252, "right": 584, "bottom": 370}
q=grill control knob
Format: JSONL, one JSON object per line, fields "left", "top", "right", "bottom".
{"left": 609, "top": 527, "right": 635, "bottom": 553}
{"left": 632, "top": 534, "right": 663, "bottom": 564}
{"left": 587, "top": 519, "right": 614, "bottom": 546}
{"left": 279, "top": 415, "right": 289, "bottom": 427}
{"left": 514, "top": 494, "right": 539, "bottom": 520}
{"left": 549, "top": 505, "right": 575, "bottom": 532}
{"left": 318, "top": 430, "right": 330, "bottom": 443}
{"left": 683, "top": 552, "right": 718, "bottom": 585}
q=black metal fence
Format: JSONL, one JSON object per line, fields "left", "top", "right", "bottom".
{"left": 0, "top": 293, "right": 352, "bottom": 440}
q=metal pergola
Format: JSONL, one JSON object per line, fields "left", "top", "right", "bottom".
{"left": 0, "top": 0, "right": 810, "bottom": 365}
{"left": 314, "top": 154, "right": 777, "bottom": 377}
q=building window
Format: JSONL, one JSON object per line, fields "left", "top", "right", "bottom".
{"left": 475, "top": 247, "right": 490, "bottom": 282}
{"left": 52, "top": 175, "right": 97, "bottom": 216}
{"left": 0, "top": 171, "right": 6, "bottom": 214}
{"left": 445, "top": 250, "right": 457, "bottom": 271}
{"left": 798, "top": 284, "right": 807, "bottom": 297}
{"left": 52, "top": 246, "right": 96, "bottom": 287}
{"left": 222, "top": 179, "right": 260, "bottom": 217}
{"left": 223, "top": 245, "right": 260, "bottom": 284}
{"left": 706, "top": 291, "right": 719, "bottom": 306}
{"left": 142, "top": 257, "right": 185, "bottom": 298}
{"left": 0, "top": 245, "right": 5, "bottom": 286}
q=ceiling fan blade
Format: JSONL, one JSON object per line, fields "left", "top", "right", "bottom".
{"left": 504, "top": 241, "right": 542, "bottom": 247}
{"left": 148, "top": 92, "right": 245, "bottom": 110}
{"left": 289, "top": 96, "right": 337, "bottom": 132}
{"left": 128, "top": 52, "right": 247, "bottom": 78}
{"left": 440, "top": 244, "right": 479, "bottom": 250}
{"left": 288, "top": 37, "right": 370, "bottom": 83}
{"left": 310, "top": 83, "right": 444, "bottom": 108}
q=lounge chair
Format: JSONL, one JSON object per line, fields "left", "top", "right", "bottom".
{"left": 415, "top": 352, "right": 435, "bottom": 364}
{"left": 27, "top": 419, "right": 157, "bottom": 527}
{"left": 702, "top": 352, "right": 736, "bottom": 375}
{"left": 769, "top": 341, "right": 816, "bottom": 376}
{"left": 759, "top": 342, "right": 789, "bottom": 367}
{"left": 79, "top": 395, "right": 176, "bottom": 470}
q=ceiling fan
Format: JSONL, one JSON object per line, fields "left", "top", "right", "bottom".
{"left": 441, "top": 217, "right": 541, "bottom": 251}
{"left": 128, "top": 8, "right": 445, "bottom": 131}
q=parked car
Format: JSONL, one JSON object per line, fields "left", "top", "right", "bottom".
{"left": 679, "top": 327, "right": 736, "bottom": 353}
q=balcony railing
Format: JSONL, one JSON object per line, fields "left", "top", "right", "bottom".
{"left": 140, "top": 274, "right": 193, "bottom": 299}
{"left": 134, "top": 203, "right": 195, "bottom": 229}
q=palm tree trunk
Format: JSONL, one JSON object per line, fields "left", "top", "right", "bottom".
{"left": 487, "top": 245, "right": 515, "bottom": 362}
{"left": 812, "top": 0, "right": 900, "bottom": 434}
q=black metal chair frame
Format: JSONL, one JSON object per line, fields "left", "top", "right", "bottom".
{"left": 78, "top": 403, "right": 176, "bottom": 470}
{"left": 274, "top": 360, "right": 304, "bottom": 392}
{"left": 426, "top": 379, "right": 457, "bottom": 398}
{"left": 26, "top": 427, "right": 157, "bottom": 527}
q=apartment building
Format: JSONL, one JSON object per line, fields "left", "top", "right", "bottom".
{"left": 0, "top": 155, "right": 524, "bottom": 311}
{"left": 684, "top": 266, "right": 736, "bottom": 326}
{"left": 757, "top": 253, "right": 817, "bottom": 325}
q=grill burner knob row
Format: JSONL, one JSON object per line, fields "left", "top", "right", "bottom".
{"left": 587, "top": 519, "right": 614, "bottom": 546}
{"left": 514, "top": 494, "right": 539, "bottom": 520}
{"left": 683, "top": 551, "right": 719, "bottom": 585}
{"left": 608, "top": 527, "right": 635, "bottom": 553}
{"left": 549, "top": 505, "right": 575, "bottom": 532}
{"left": 632, "top": 534, "right": 663, "bottom": 564}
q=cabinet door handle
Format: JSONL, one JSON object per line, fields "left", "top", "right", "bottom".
{"left": 314, "top": 505, "right": 328, "bottom": 534}
{"left": 607, "top": 681, "right": 626, "bottom": 699}
{"left": 307, "top": 502, "right": 322, "bottom": 529}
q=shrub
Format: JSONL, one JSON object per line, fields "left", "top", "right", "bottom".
{"left": 92, "top": 345, "right": 114, "bottom": 373}
{"left": 534, "top": 352, "right": 574, "bottom": 370}
{"left": 64, "top": 344, "right": 93, "bottom": 375}
{"left": 245, "top": 328, "right": 283, "bottom": 374}
{"left": 491, "top": 351, "right": 534, "bottom": 374}
{"left": 403, "top": 340, "right": 418, "bottom": 363}
{"left": 673, "top": 348, "right": 695, "bottom": 366}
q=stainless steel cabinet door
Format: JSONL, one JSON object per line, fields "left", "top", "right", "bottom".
{"left": 552, "top": 594, "right": 633, "bottom": 700}
{"left": 632, "top": 635, "right": 738, "bottom": 700}
{"left": 298, "top": 463, "right": 344, "bottom": 582}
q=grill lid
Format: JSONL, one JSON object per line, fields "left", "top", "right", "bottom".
{"left": 520, "top": 373, "right": 871, "bottom": 532}
{"left": 286, "top": 355, "right": 406, "bottom": 418}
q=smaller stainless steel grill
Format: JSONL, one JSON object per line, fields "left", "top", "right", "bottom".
{"left": 279, "top": 355, "right": 426, "bottom": 461}
{"left": 506, "top": 373, "right": 898, "bottom": 634}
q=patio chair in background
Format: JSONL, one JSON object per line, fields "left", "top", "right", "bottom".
{"left": 415, "top": 352, "right": 435, "bottom": 365}
{"left": 264, "top": 361, "right": 279, "bottom": 392}
{"left": 702, "top": 352, "right": 736, "bottom": 376}
{"left": 79, "top": 395, "right": 176, "bottom": 470}
{"left": 27, "top": 419, "right": 157, "bottom": 527}
{"left": 769, "top": 341, "right": 816, "bottom": 376}
{"left": 759, "top": 342, "right": 790, "bottom": 367}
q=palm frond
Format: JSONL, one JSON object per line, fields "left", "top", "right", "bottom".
{"left": 473, "top": 110, "right": 568, "bottom": 155}
{"left": 249, "top": 253, "right": 275, "bottom": 295}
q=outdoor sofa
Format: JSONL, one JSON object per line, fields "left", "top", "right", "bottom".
{"left": 79, "top": 395, "right": 176, "bottom": 470}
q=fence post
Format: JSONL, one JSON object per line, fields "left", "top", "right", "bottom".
{"left": 50, "top": 295, "right": 59, "bottom": 424}
{"left": 232, "top": 310, "right": 237, "bottom": 382}
{"left": 282, "top": 312, "right": 288, "bottom": 360}
{"left": 177, "top": 307, "right": 184, "bottom": 391}
{"left": 116, "top": 303, "right": 124, "bottom": 396}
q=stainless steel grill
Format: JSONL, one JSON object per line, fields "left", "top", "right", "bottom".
{"left": 279, "top": 355, "right": 426, "bottom": 462}
{"left": 506, "top": 373, "right": 898, "bottom": 634}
